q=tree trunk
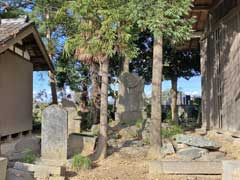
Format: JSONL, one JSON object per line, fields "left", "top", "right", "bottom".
{"left": 46, "top": 11, "right": 58, "bottom": 104}
{"left": 92, "top": 57, "right": 109, "bottom": 160}
{"left": 171, "top": 76, "right": 178, "bottom": 124}
{"left": 90, "top": 62, "right": 100, "bottom": 124}
{"left": 123, "top": 56, "right": 130, "bottom": 73}
{"left": 48, "top": 71, "right": 58, "bottom": 104}
{"left": 149, "top": 36, "right": 163, "bottom": 156}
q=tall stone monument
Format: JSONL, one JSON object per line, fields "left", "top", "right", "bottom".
{"left": 62, "top": 98, "right": 81, "bottom": 135}
{"left": 116, "top": 72, "right": 144, "bottom": 122}
{"left": 42, "top": 105, "right": 68, "bottom": 162}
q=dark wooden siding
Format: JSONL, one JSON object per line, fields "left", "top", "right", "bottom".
{"left": 202, "top": 2, "right": 240, "bottom": 131}
{"left": 0, "top": 50, "right": 33, "bottom": 136}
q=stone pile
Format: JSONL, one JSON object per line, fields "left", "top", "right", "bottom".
{"left": 160, "top": 134, "right": 227, "bottom": 161}
{"left": 1, "top": 136, "right": 40, "bottom": 162}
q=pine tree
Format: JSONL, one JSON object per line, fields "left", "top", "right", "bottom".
{"left": 63, "top": 0, "right": 138, "bottom": 160}
{"left": 31, "top": 0, "right": 66, "bottom": 104}
{"left": 129, "top": 0, "right": 194, "bottom": 156}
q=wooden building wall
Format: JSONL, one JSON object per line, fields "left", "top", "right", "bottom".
{"left": 202, "top": 2, "right": 240, "bottom": 131}
{"left": 0, "top": 50, "right": 33, "bottom": 136}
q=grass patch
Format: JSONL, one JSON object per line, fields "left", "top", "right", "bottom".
{"left": 143, "top": 137, "right": 150, "bottom": 145}
{"left": 20, "top": 149, "right": 37, "bottom": 164}
{"left": 161, "top": 124, "right": 184, "bottom": 139}
{"left": 135, "top": 119, "right": 143, "bottom": 129}
{"left": 72, "top": 154, "right": 92, "bottom": 171}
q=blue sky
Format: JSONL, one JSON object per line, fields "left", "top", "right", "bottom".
{"left": 33, "top": 72, "right": 201, "bottom": 101}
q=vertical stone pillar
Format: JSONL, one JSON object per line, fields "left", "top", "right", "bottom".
{"left": 41, "top": 105, "right": 68, "bottom": 163}
{"left": 62, "top": 99, "right": 81, "bottom": 135}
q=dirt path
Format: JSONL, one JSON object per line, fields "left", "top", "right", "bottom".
{"left": 67, "top": 146, "right": 149, "bottom": 180}
{"left": 66, "top": 130, "right": 237, "bottom": 180}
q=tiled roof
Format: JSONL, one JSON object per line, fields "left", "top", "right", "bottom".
{"left": 0, "top": 17, "right": 33, "bottom": 45}
{"left": 0, "top": 17, "right": 54, "bottom": 72}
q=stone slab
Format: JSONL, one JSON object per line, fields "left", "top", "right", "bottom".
{"left": 177, "top": 147, "right": 208, "bottom": 160}
{"left": 160, "top": 142, "right": 175, "bottom": 155}
{"left": 175, "top": 134, "right": 220, "bottom": 150}
{"left": 223, "top": 161, "right": 240, "bottom": 180}
{"left": 14, "top": 162, "right": 65, "bottom": 176}
{"left": 149, "top": 161, "right": 222, "bottom": 175}
{"left": 68, "top": 134, "right": 97, "bottom": 157}
{"left": 15, "top": 137, "right": 40, "bottom": 154}
{"left": 6, "top": 168, "right": 34, "bottom": 180}
{"left": 62, "top": 98, "right": 81, "bottom": 135}
{"left": 0, "top": 157, "right": 7, "bottom": 180}
{"left": 149, "top": 174, "right": 222, "bottom": 180}
{"left": 231, "top": 132, "right": 240, "bottom": 138}
{"left": 42, "top": 105, "right": 68, "bottom": 161}
{"left": 49, "top": 176, "right": 65, "bottom": 180}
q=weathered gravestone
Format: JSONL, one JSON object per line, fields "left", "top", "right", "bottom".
{"left": 62, "top": 98, "right": 81, "bottom": 135}
{"left": 41, "top": 105, "right": 68, "bottom": 162}
{"left": 116, "top": 72, "right": 144, "bottom": 122}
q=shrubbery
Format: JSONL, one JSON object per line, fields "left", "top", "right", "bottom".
{"left": 72, "top": 154, "right": 92, "bottom": 171}
{"left": 20, "top": 149, "right": 37, "bottom": 164}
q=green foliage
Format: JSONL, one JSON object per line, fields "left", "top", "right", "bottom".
{"left": 129, "top": 0, "right": 194, "bottom": 42}
{"left": 0, "top": 1, "right": 32, "bottom": 18}
{"left": 143, "top": 138, "right": 150, "bottom": 145}
{"left": 61, "top": 0, "right": 139, "bottom": 61}
{"left": 163, "top": 41, "right": 200, "bottom": 81}
{"left": 72, "top": 154, "right": 92, "bottom": 171}
{"left": 55, "top": 54, "right": 90, "bottom": 92}
{"left": 30, "top": 0, "right": 66, "bottom": 54}
{"left": 135, "top": 119, "right": 144, "bottom": 129}
{"left": 161, "top": 124, "right": 183, "bottom": 139}
{"left": 166, "top": 110, "right": 172, "bottom": 122}
{"left": 80, "top": 112, "right": 92, "bottom": 131}
{"left": 20, "top": 149, "right": 37, "bottom": 164}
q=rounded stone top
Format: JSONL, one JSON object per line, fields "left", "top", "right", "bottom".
{"left": 119, "top": 72, "right": 143, "bottom": 88}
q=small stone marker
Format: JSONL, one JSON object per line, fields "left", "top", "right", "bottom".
{"left": 41, "top": 105, "right": 68, "bottom": 161}
{"left": 0, "top": 157, "right": 7, "bottom": 180}
{"left": 223, "top": 161, "right": 240, "bottom": 180}
{"left": 62, "top": 98, "right": 81, "bottom": 135}
{"left": 68, "top": 134, "right": 97, "bottom": 157}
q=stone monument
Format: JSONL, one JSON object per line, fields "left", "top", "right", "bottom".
{"left": 62, "top": 98, "right": 81, "bottom": 135}
{"left": 41, "top": 105, "right": 68, "bottom": 162}
{"left": 116, "top": 72, "right": 144, "bottom": 122}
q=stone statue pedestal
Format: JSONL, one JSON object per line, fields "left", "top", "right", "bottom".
{"left": 116, "top": 72, "right": 144, "bottom": 122}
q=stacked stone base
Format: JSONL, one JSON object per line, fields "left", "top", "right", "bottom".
{"left": 0, "top": 157, "right": 7, "bottom": 180}
{"left": 7, "top": 162, "right": 65, "bottom": 180}
{"left": 149, "top": 160, "right": 240, "bottom": 180}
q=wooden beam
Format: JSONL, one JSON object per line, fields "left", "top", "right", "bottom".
{"left": 191, "top": 31, "right": 203, "bottom": 38}
{"left": 192, "top": 5, "right": 210, "bottom": 11}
